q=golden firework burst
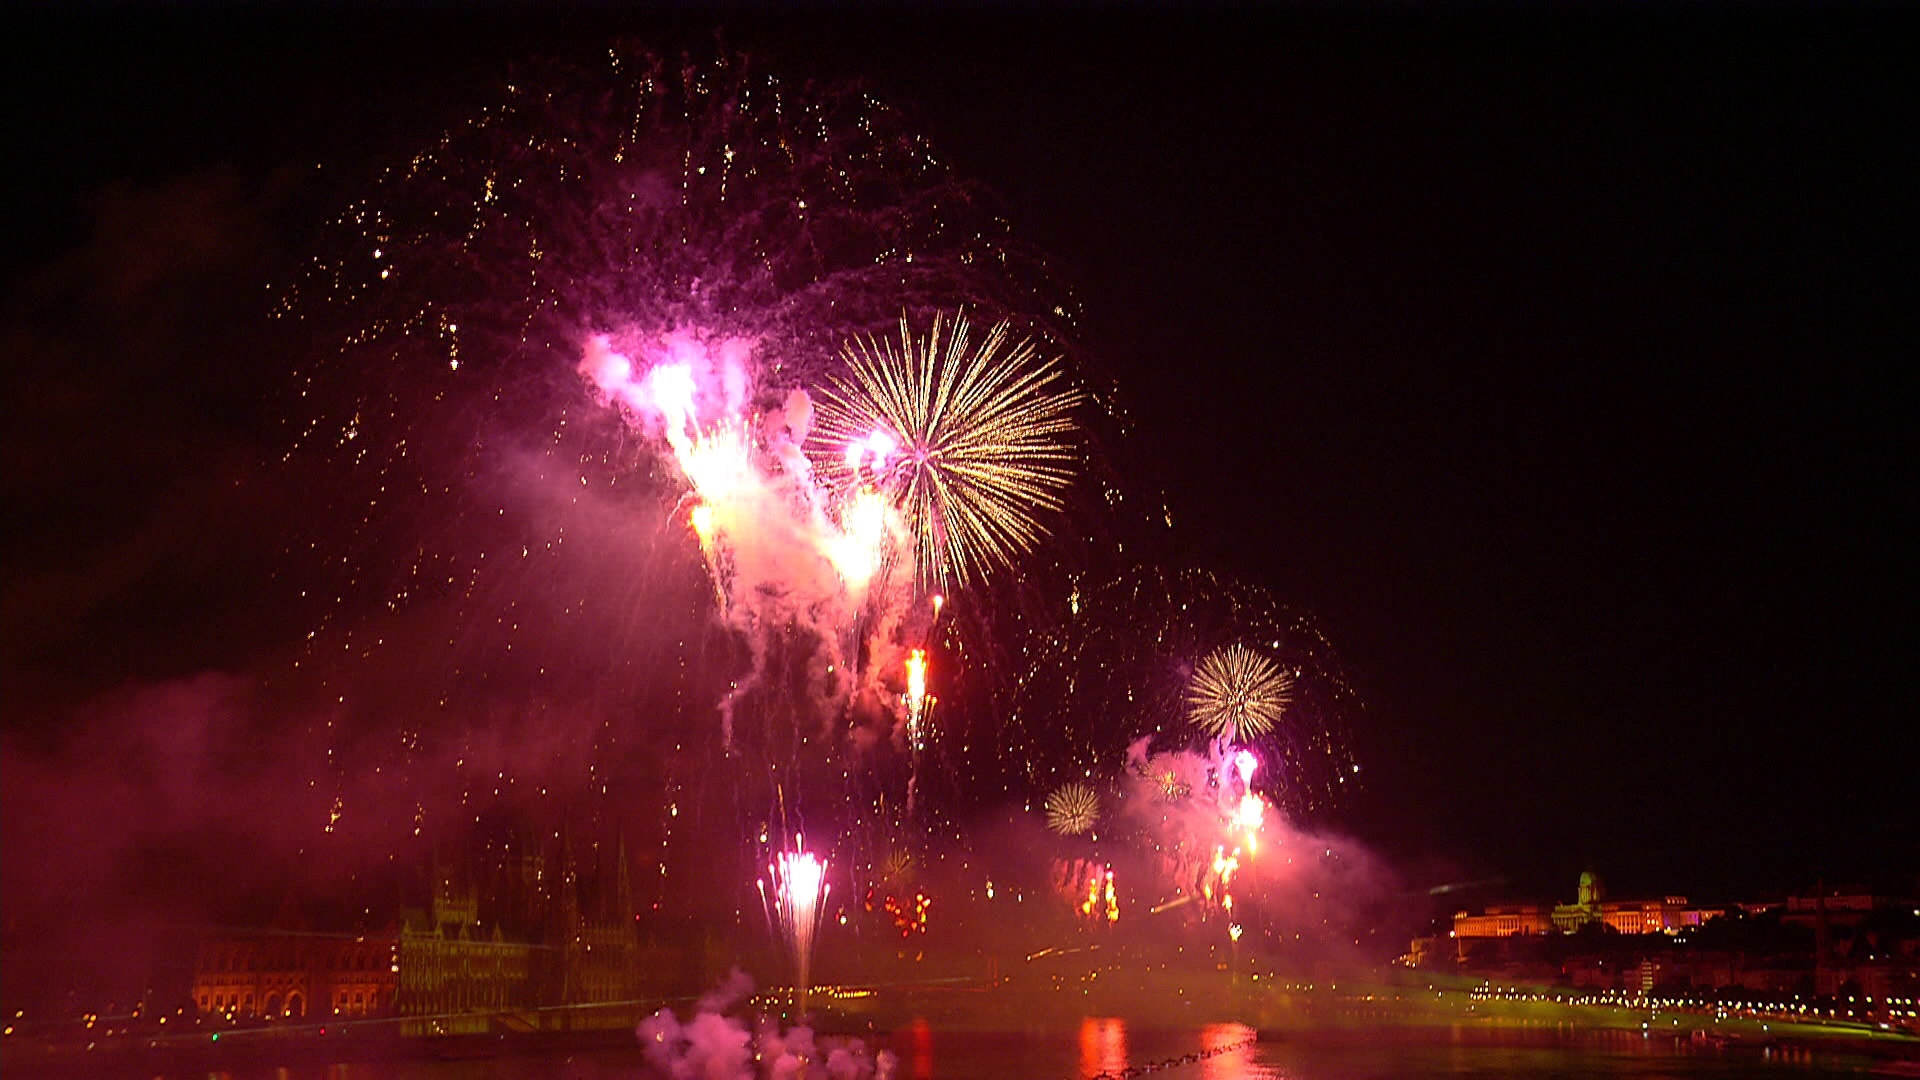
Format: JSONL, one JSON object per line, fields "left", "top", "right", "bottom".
{"left": 1045, "top": 781, "right": 1101, "bottom": 835}
{"left": 1187, "top": 642, "right": 1293, "bottom": 742}
{"left": 810, "top": 312, "right": 1083, "bottom": 588}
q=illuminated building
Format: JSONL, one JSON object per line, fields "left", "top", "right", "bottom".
{"left": 394, "top": 863, "right": 537, "bottom": 1033}
{"left": 1449, "top": 872, "right": 1724, "bottom": 942}
{"left": 1450, "top": 904, "right": 1554, "bottom": 938}
{"left": 190, "top": 900, "right": 398, "bottom": 1021}
{"left": 1413, "top": 873, "right": 1919, "bottom": 1003}
{"left": 395, "top": 833, "right": 640, "bottom": 1032}
{"left": 1782, "top": 885, "right": 1902, "bottom": 929}
{"left": 190, "top": 829, "right": 642, "bottom": 1031}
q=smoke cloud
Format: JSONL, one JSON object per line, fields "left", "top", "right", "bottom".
{"left": 578, "top": 328, "right": 920, "bottom": 749}
{"left": 636, "top": 970, "right": 897, "bottom": 1080}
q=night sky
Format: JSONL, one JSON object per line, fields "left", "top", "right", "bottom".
{"left": 4, "top": 4, "right": 1914, "bottom": 971}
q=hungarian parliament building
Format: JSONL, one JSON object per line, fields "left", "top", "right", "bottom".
{"left": 189, "top": 834, "right": 679, "bottom": 1033}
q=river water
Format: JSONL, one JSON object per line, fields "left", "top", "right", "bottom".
{"left": 87, "top": 1018, "right": 1897, "bottom": 1080}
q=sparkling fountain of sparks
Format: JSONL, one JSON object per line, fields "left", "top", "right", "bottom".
{"left": 759, "top": 843, "right": 830, "bottom": 1019}
{"left": 809, "top": 312, "right": 1085, "bottom": 590}
{"left": 1187, "top": 642, "right": 1294, "bottom": 743}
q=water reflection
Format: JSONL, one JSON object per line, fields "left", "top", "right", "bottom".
{"left": 1198, "top": 1022, "right": 1262, "bottom": 1080}
{"left": 54, "top": 1017, "right": 1884, "bottom": 1080}
{"left": 906, "top": 1016, "right": 933, "bottom": 1080}
{"left": 1078, "top": 1016, "right": 1126, "bottom": 1077}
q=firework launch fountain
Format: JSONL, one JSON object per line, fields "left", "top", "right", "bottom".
{"left": 760, "top": 843, "right": 830, "bottom": 1019}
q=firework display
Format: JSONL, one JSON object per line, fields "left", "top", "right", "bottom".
{"left": 1011, "top": 566, "right": 1360, "bottom": 819}
{"left": 270, "top": 42, "right": 1364, "bottom": 953}
{"left": 274, "top": 45, "right": 1098, "bottom": 857}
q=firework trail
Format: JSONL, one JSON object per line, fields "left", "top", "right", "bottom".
{"left": 902, "top": 648, "right": 931, "bottom": 752}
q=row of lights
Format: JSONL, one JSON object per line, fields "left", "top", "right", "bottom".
{"left": 1467, "top": 984, "right": 1919, "bottom": 1020}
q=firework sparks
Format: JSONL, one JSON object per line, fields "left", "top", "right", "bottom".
{"left": 278, "top": 45, "right": 1083, "bottom": 845}
{"left": 1229, "top": 749, "right": 1268, "bottom": 851}
{"left": 877, "top": 848, "right": 914, "bottom": 882}
{"left": 1079, "top": 864, "right": 1120, "bottom": 923}
{"left": 903, "top": 648, "right": 931, "bottom": 752}
{"left": 1156, "top": 767, "right": 1192, "bottom": 802}
{"left": 826, "top": 486, "right": 892, "bottom": 589}
{"left": 758, "top": 843, "right": 830, "bottom": 1017}
{"left": 1205, "top": 844, "right": 1240, "bottom": 913}
{"left": 1187, "top": 643, "right": 1294, "bottom": 743}
{"left": 1045, "top": 781, "right": 1101, "bottom": 836}
{"left": 1012, "top": 567, "right": 1361, "bottom": 820}
{"left": 809, "top": 313, "right": 1084, "bottom": 589}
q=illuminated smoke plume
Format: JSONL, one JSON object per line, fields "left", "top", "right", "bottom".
{"left": 637, "top": 970, "right": 897, "bottom": 1079}
{"left": 1121, "top": 737, "right": 1264, "bottom": 918}
{"left": 576, "top": 328, "right": 880, "bottom": 744}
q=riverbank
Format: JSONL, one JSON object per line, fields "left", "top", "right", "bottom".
{"left": 9, "top": 969, "right": 1916, "bottom": 1078}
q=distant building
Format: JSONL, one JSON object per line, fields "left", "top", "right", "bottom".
{"left": 393, "top": 862, "right": 540, "bottom": 1032}
{"left": 1783, "top": 885, "right": 1900, "bottom": 929}
{"left": 394, "top": 833, "right": 641, "bottom": 1033}
{"left": 1417, "top": 873, "right": 1920, "bottom": 1007}
{"left": 190, "top": 902, "right": 398, "bottom": 1022}
{"left": 192, "top": 830, "right": 643, "bottom": 1031}
{"left": 1450, "top": 872, "right": 1724, "bottom": 943}
{"left": 1451, "top": 904, "right": 1552, "bottom": 938}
